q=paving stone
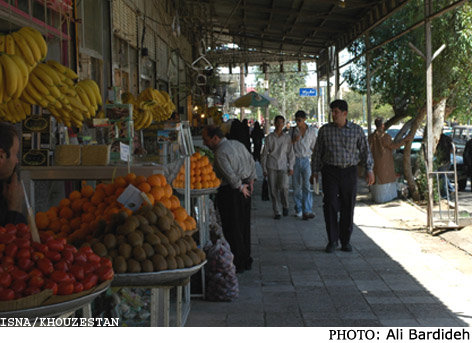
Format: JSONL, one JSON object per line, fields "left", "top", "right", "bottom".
{"left": 265, "top": 312, "right": 305, "bottom": 327}
{"left": 370, "top": 303, "right": 415, "bottom": 320}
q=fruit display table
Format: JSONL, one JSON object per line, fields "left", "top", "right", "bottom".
{"left": 111, "top": 262, "right": 206, "bottom": 326}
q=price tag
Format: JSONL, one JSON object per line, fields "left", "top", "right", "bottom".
{"left": 120, "top": 142, "right": 130, "bottom": 162}
{"left": 117, "top": 184, "right": 143, "bottom": 211}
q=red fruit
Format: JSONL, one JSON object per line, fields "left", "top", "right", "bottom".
{"left": 32, "top": 242, "right": 49, "bottom": 254}
{"left": 28, "top": 269, "right": 43, "bottom": 278}
{"left": 17, "top": 258, "right": 34, "bottom": 271}
{"left": 73, "top": 252, "right": 87, "bottom": 265}
{"left": 62, "top": 250, "right": 74, "bottom": 264}
{"left": 0, "top": 272, "right": 12, "bottom": 288}
{"left": 32, "top": 252, "right": 45, "bottom": 261}
{"left": 73, "top": 282, "right": 84, "bottom": 293}
{"left": 54, "top": 261, "right": 69, "bottom": 272}
{"left": 16, "top": 248, "right": 31, "bottom": 260}
{"left": 0, "top": 233, "right": 15, "bottom": 244}
{"left": 51, "top": 270, "right": 71, "bottom": 283}
{"left": 5, "top": 224, "right": 17, "bottom": 236}
{"left": 39, "top": 231, "right": 53, "bottom": 242}
{"left": 47, "top": 239, "right": 65, "bottom": 252}
{"left": 0, "top": 288, "right": 14, "bottom": 300}
{"left": 11, "top": 269, "right": 28, "bottom": 282}
{"left": 82, "top": 274, "right": 98, "bottom": 290}
{"left": 87, "top": 253, "right": 101, "bottom": 264}
{"left": 100, "top": 257, "right": 112, "bottom": 268}
{"left": 45, "top": 250, "right": 61, "bottom": 262}
{"left": 79, "top": 246, "right": 93, "bottom": 255}
{"left": 70, "top": 265, "right": 85, "bottom": 281}
{"left": 44, "top": 280, "right": 58, "bottom": 295}
{"left": 10, "top": 280, "right": 26, "bottom": 294}
{"left": 23, "top": 286, "right": 41, "bottom": 296}
{"left": 29, "top": 275, "right": 45, "bottom": 288}
{"left": 15, "top": 239, "right": 30, "bottom": 249}
{"left": 83, "top": 262, "right": 98, "bottom": 275}
{"left": 97, "top": 265, "right": 114, "bottom": 281}
{"left": 63, "top": 245, "right": 78, "bottom": 254}
{"left": 16, "top": 223, "right": 29, "bottom": 234}
{"left": 37, "top": 258, "right": 54, "bottom": 275}
{"left": 4, "top": 244, "right": 18, "bottom": 257}
{"left": 57, "top": 282, "right": 74, "bottom": 295}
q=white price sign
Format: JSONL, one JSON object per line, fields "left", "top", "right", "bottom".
{"left": 120, "top": 142, "right": 130, "bottom": 162}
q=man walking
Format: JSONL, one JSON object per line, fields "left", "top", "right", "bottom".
{"left": 311, "top": 100, "right": 374, "bottom": 253}
{"left": 291, "top": 110, "right": 318, "bottom": 220}
{"left": 261, "top": 115, "right": 295, "bottom": 219}
{"left": 202, "top": 125, "right": 256, "bottom": 272}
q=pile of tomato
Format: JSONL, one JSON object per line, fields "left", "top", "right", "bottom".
{"left": 0, "top": 223, "right": 113, "bottom": 301}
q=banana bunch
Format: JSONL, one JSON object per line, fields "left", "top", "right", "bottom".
{"left": 0, "top": 53, "right": 30, "bottom": 103}
{"left": 121, "top": 92, "right": 153, "bottom": 130}
{"left": 137, "top": 87, "right": 176, "bottom": 122}
{"left": 0, "top": 98, "right": 31, "bottom": 123}
{"left": 208, "top": 106, "right": 223, "bottom": 125}
{"left": 76, "top": 79, "right": 102, "bottom": 118}
{"left": 0, "top": 27, "right": 47, "bottom": 70}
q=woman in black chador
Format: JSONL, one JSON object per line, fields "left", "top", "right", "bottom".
{"left": 251, "top": 121, "right": 264, "bottom": 161}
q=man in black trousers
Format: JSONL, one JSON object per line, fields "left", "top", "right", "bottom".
{"left": 310, "top": 100, "right": 374, "bottom": 253}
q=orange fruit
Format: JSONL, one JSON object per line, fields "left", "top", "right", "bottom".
{"left": 71, "top": 198, "right": 85, "bottom": 213}
{"left": 160, "top": 198, "right": 172, "bottom": 209}
{"left": 151, "top": 186, "right": 165, "bottom": 201}
{"left": 194, "top": 182, "right": 202, "bottom": 189}
{"left": 157, "top": 174, "right": 167, "bottom": 186}
{"left": 164, "top": 184, "right": 173, "bottom": 198}
{"left": 59, "top": 207, "right": 74, "bottom": 220}
{"left": 187, "top": 216, "right": 197, "bottom": 229}
{"left": 170, "top": 195, "right": 180, "bottom": 209}
{"left": 174, "top": 207, "right": 187, "bottom": 222}
{"left": 135, "top": 175, "right": 147, "bottom": 184}
{"left": 70, "top": 217, "right": 82, "bottom": 231}
{"left": 81, "top": 185, "right": 94, "bottom": 198}
{"left": 115, "top": 186, "right": 125, "bottom": 196}
{"left": 104, "top": 183, "right": 116, "bottom": 196}
{"left": 137, "top": 182, "right": 151, "bottom": 193}
{"left": 59, "top": 198, "right": 71, "bottom": 208}
{"left": 125, "top": 173, "right": 137, "bottom": 184}
{"left": 35, "top": 212, "right": 50, "bottom": 230}
{"left": 175, "top": 220, "right": 186, "bottom": 231}
{"left": 114, "top": 176, "right": 127, "bottom": 188}
{"left": 81, "top": 212, "right": 94, "bottom": 223}
{"left": 147, "top": 174, "right": 161, "bottom": 187}
{"left": 69, "top": 190, "right": 82, "bottom": 201}
{"left": 46, "top": 207, "right": 58, "bottom": 220}
{"left": 144, "top": 193, "right": 155, "bottom": 205}
{"left": 49, "top": 219, "right": 62, "bottom": 232}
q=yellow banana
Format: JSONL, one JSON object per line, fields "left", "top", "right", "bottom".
{"left": 75, "top": 85, "right": 92, "bottom": 108}
{"left": 0, "top": 35, "right": 5, "bottom": 53}
{"left": 0, "top": 60, "right": 3, "bottom": 103}
{"left": 32, "top": 65, "right": 54, "bottom": 86}
{"left": 21, "top": 101, "right": 31, "bottom": 116}
{"left": 87, "top": 105, "right": 96, "bottom": 118}
{"left": 20, "top": 91, "right": 36, "bottom": 106}
{"left": 63, "top": 77, "right": 75, "bottom": 87}
{"left": 47, "top": 85, "right": 62, "bottom": 99}
{"left": 63, "top": 66, "right": 78, "bottom": 81}
{"left": 28, "top": 73, "right": 50, "bottom": 96}
{"left": 0, "top": 54, "right": 19, "bottom": 98}
{"left": 5, "top": 35, "right": 15, "bottom": 55}
{"left": 82, "top": 80, "right": 102, "bottom": 105}
{"left": 46, "top": 59, "right": 66, "bottom": 74}
{"left": 16, "top": 29, "right": 41, "bottom": 62}
{"left": 11, "top": 32, "right": 35, "bottom": 66}
{"left": 9, "top": 55, "right": 29, "bottom": 99}
{"left": 77, "top": 82, "right": 97, "bottom": 109}
{"left": 67, "top": 95, "right": 88, "bottom": 112}
{"left": 24, "top": 83, "right": 49, "bottom": 107}
{"left": 21, "top": 27, "right": 47, "bottom": 60}
{"left": 36, "top": 63, "right": 62, "bottom": 85}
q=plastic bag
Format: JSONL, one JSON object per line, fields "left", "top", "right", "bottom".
{"left": 204, "top": 233, "right": 239, "bottom": 301}
{"left": 262, "top": 177, "right": 270, "bottom": 201}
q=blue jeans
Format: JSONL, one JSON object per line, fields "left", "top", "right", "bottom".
{"left": 293, "top": 157, "right": 313, "bottom": 214}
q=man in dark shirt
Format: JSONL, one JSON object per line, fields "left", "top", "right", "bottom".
{"left": 311, "top": 100, "right": 374, "bottom": 253}
{"left": 0, "top": 123, "right": 25, "bottom": 226}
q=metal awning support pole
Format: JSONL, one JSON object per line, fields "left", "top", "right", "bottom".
{"left": 264, "top": 67, "right": 269, "bottom": 134}
{"left": 335, "top": 47, "right": 340, "bottom": 98}
{"left": 365, "top": 33, "right": 372, "bottom": 135}
{"left": 316, "top": 61, "right": 322, "bottom": 124}
{"left": 240, "top": 64, "right": 245, "bottom": 120}
{"left": 326, "top": 51, "right": 331, "bottom": 122}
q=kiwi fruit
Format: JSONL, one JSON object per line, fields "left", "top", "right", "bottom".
{"left": 181, "top": 254, "right": 193, "bottom": 268}
{"left": 176, "top": 240, "right": 187, "bottom": 255}
{"left": 94, "top": 220, "right": 107, "bottom": 237}
{"left": 167, "top": 227, "right": 180, "bottom": 243}
{"left": 187, "top": 250, "right": 200, "bottom": 265}
{"left": 103, "top": 234, "right": 117, "bottom": 249}
{"left": 92, "top": 242, "right": 108, "bottom": 257}
{"left": 154, "top": 243, "right": 168, "bottom": 257}
{"left": 145, "top": 233, "right": 160, "bottom": 245}
{"left": 127, "top": 259, "right": 141, "bottom": 273}
{"left": 151, "top": 254, "right": 167, "bottom": 271}
{"left": 133, "top": 246, "right": 146, "bottom": 261}
{"left": 155, "top": 231, "right": 169, "bottom": 244}
{"left": 136, "top": 204, "right": 153, "bottom": 215}
{"left": 184, "top": 236, "right": 197, "bottom": 249}
{"left": 157, "top": 216, "right": 171, "bottom": 232}
{"left": 116, "top": 235, "right": 126, "bottom": 245}
{"left": 175, "top": 255, "right": 185, "bottom": 269}
{"left": 153, "top": 203, "right": 167, "bottom": 217}
{"left": 108, "top": 249, "right": 118, "bottom": 259}
{"left": 142, "top": 242, "right": 155, "bottom": 258}
{"left": 165, "top": 211, "right": 174, "bottom": 223}
{"left": 116, "top": 223, "right": 134, "bottom": 235}
{"left": 127, "top": 232, "right": 143, "bottom": 247}
{"left": 139, "top": 224, "right": 153, "bottom": 235}
{"left": 171, "top": 242, "right": 181, "bottom": 256}
{"left": 166, "top": 256, "right": 177, "bottom": 270}
{"left": 144, "top": 211, "right": 158, "bottom": 225}
{"left": 195, "top": 248, "right": 206, "bottom": 261}
{"left": 114, "top": 256, "right": 127, "bottom": 273}
{"left": 134, "top": 214, "right": 149, "bottom": 227}
{"left": 141, "top": 259, "right": 154, "bottom": 273}
{"left": 118, "top": 243, "right": 132, "bottom": 259}
{"left": 163, "top": 242, "right": 176, "bottom": 257}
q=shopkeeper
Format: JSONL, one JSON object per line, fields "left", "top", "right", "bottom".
{"left": 202, "top": 125, "right": 256, "bottom": 273}
{"left": 0, "top": 122, "right": 25, "bottom": 226}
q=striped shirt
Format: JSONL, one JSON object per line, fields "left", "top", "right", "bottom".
{"left": 214, "top": 137, "right": 257, "bottom": 189}
{"left": 311, "top": 121, "right": 373, "bottom": 172}
{"left": 260, "top": 131, "right": 295, "bottom": 173}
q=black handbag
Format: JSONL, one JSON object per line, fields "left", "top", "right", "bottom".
{"left": 262, "top": 177, "right": 270, "bottom": 201}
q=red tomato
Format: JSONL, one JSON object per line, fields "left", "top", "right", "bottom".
{"left": 32, "top": 242, "right": 49, "bottom": 254}
{"left": 45, "top": 250, "right": 61, "bottom": 262}
{"left": 0, "top": 272, "right": 12, "bottom": 287}
{"left": 5, "top": 223, "right": 17, "bottom": 234}
{"left": 73, "top": 252, "right": 87, "bottom": 265}
{"left": 83, "top": 262, "right": 98, "bottom": 275}
{"left": 23, "top": 286, "right": 41, "bottom": 296}
{"left": 39, "top": 232, "right": 53, "bottom": 243}
{"left": 47, "top": 239, "right": 65, "bottom": 252}
{"left": 15, "top": 238, "right": 30, "bottom": 249}
{"left": 32, "top": 252, "right": 45, "bottom": 261}
{"left": 0, "top": 288, "right": 14, "bottom": 300}
{"left": 28, "top": 269, "right": 43, "bottom": 278}
{"left": 16, "top": 223, "right": 29, "bottom": 234}
{"left": 0, "top": 265, "right": 4, "bottom": 273}
{"left": 17, "top": 258, "right": 34, "bottom": 271}
{"left": 70, "top": 265, "right": 85, "bottom": 281}
{"left": 73, "top": 282, "right": 84, "bottom": 293}
{"left": 97, "top": 265, "right": 114, "bottom": 281}
{"left": 82, "top": 274, "right": 98, "bottom": 290}
{"left": 29, "top": 275, "right": 45, "bottom": 288}
{"left": 51, "top": 270, "right": 71, "bottom": 283}
{"left": 79, "top": 246, "right": 93, "bottom": 255}
{"left": 100, "top": 257, "right": 113, "bottom": 268}
{"left": 87, "top": 253, "right": 101, "bottom": 264}
{"left": 57, "top": 281, "right": 74, "bottom": 295}
{"left": 36, "top": 258, "right": 53, "bottom": 275}
{"left": 10, "top": 279, "right": 26, "bottom": 294}
{"left": 63, "top": 245, "right": 77, "bottom": 254}
{"left": 61, "top": 250, "right": 74, "bottom": 264}
{"left": 11, "top": 269, "right": 28, "bottom": 282}
{"left": 16, "top": 248, "right": 31, "bottom": 260}
{"left": 4, "top": 244, "right": 18, "bottom": 257}
{"left": 44, "top": 280, "right": 58, "bottom": 295}
{"left": 54, "top": 261, "right": 69, "bottom": 272}
{"left": 0, "top": 233, "right": 15, "bottom": 245}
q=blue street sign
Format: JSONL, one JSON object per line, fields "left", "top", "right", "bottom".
{"left": 299, "top": 88, "right": 320, "bottom": 97}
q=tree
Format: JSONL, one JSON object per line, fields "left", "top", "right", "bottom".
{"left": 344, "top": 1, "right": 472, "bottom": 199}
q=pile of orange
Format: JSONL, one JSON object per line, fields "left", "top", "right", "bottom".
{"left": 35, "top": 172, "right": 196, "bottom": 242}
{"left": 172, "top": 152, "right": 221, "bottom": 189}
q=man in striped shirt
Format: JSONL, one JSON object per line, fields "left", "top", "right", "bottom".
{"left": 310, "top": 100, "right": 374, "bottom": 253}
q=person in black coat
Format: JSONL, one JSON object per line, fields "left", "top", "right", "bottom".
{"left": 251, "top": 121, "right": 264, "bottom": 161}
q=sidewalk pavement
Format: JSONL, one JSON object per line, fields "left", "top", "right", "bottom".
{"left": 186, "top": 165, "right": 472, "bottom": 327}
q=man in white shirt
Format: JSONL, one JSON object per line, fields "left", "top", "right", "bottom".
{"left": 261, "top": 115, "right": 295, "bottom": 219}
{"left": 292, "top": 110, "right": 318, "bottom": 220}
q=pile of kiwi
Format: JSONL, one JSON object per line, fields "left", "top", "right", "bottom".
{"left": 87, "top": 203, "right": 206, "bottom": 274}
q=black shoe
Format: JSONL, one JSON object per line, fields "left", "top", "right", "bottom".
{"left": 283, "top": 208, "right": 289, "bottom": 216}
{"left": 236, "top": 266, "right": 245, "bottom": 274}
{"left": 325, "top": 242, "right": 337, "bottom": 253}
{"left": 302, "top": 213, "right": 315, "bottom": 220}
{"left": 274, "top": 214, "right": 281, "bottom": 220}
{"left": 341, "top": 243, "right": 352, "bottom": 252}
